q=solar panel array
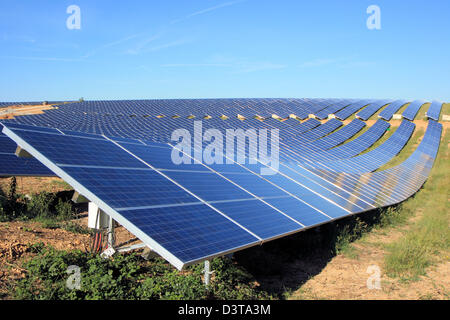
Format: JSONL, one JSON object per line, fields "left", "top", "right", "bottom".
{"left": 0, "top": 98, "right": 444, "bottom": 270}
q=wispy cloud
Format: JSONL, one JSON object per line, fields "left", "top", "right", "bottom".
{"left": 126, "top": 37, "right": 191, "bottom": 55}
{"left": 145, "top": 39, "right": 191, "bottom": 53}
{"left": 124, "top": 33, "right": 164, "bottom": 55}
{"left": 170, "top": 0, "right": 246, "bottom": 24}
{"left": 83, "top": 33, "right": 143, "bottom": 58}
{"left": 187, "top": 0, "right": 245, "bottom": 18}
{"left": 3, "top": 1, "right": 245, "bottom": 62}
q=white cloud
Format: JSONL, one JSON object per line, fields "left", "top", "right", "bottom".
{"left": 187, "top": 0, "right": 245, "bottom": 18}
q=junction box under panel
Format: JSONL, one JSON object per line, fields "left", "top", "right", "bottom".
{"left": 88, "top": 202, "right": 109, "bottom": 229}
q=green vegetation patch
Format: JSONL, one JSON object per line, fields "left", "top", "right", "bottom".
{"left": 13, "top": 244, "right": 271, "bottom": 300}
{"left": 383, "top": 128, "right": 450, "bottom": 280}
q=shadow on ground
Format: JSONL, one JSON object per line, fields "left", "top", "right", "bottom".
{"left": 232, "top": 205, "right": 400, "bottom": 298}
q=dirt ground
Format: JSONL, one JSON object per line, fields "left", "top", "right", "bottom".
{"left": 0, "top": 104, "right": 57, "bottom": 120}
{"left": 288, "top": 219, "right": 449, "bottom": 300}
{"left": 0, "top": 176, "right": 69, "bottom": 195}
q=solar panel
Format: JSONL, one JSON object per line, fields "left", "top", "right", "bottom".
{"left": 0, "top": 129, "right": 54, "bottom": 176}
{"left": 402, "top": 100, "right": 426, "bottom": 120}
{"left": 426, "top": 100, "right": 443, "bottom": 121}
{"left": 0, "top": 98, "right": 442, "bottom": 271}
{"left": 356, "top": 100, "right": 392, "bottom": 121}
{"left": 378, "top": 100, "right": 409, "bottom": 121}
{"left": 310, "top": 120, "right": 415, "bottom": 173}
{"left": 334, "top": 100, "right": 373, "bottom": 120}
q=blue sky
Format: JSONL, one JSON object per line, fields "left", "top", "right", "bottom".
{"left": 1, "top": 0, "right": 449, "bottom": 102}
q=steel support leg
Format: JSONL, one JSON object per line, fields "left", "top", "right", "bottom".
{"left": 204, "top": 260, "right": 213, "bottom": 288}
{"left": 107, "top": 215, "right": 115, "bottom": 249}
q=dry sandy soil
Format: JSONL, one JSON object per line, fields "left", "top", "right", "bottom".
{"left": 288, "top": 220, "right": 449, "bottom": 300}
{"left": 0, "top": 104, "right": 57, "bottom": 120}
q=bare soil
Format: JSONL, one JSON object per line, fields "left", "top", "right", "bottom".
{"left": 0, "top": 104, "right": 57, "bottom": 120}
{"left": 0, "top": 177, "right": 69, "bottom": 196}
{"left": 289, "top": 219, "right": 449, "bottom": 300}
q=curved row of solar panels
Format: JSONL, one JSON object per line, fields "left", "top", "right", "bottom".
{"left": 0, "top": 98, "right": 444, "bottom": 270}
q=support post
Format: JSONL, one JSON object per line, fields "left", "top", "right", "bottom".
{"left": 107, "top": 215, "right": 115, "bottom": 249}
{"left": 203, "top": 260, "right": 213, "bottom": 288}
{"left": 71, "top": 191, "right": 89, "bottom": 203}
{"left": 100, "top": 214, "right": 116, "bottom": 258}
{"left": 15, "top": 146, "right": 33, "bottom": 158}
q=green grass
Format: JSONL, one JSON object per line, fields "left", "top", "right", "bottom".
{"left": 441, "top": 103, "right": 450, "bottom": 120}
{"left": 416, "top": 103, "right": 431, "bottom": 120}
{"left": 383, "top": 128, "right": 450, "bottom": 280}
{"left": 51, "top": 179, "right": 73, "bottom": 191}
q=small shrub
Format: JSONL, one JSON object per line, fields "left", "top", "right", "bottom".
{"left": 40, "top": 219, "right": 61, "bottom": 229}
{"left": 26, "top": 192, "right": 55, "bottom": 220}
{"left": 0, "top": 177, "right": 27, "bottom": 221}
{"left": 55, "top": 199, "right": 74, "bottom": 220}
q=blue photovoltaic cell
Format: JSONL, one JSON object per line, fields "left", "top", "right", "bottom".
{"left": 210, "top": 199, "right": 302, "bottom": 240}
{"left": 2, "top": 122, "right": 61, "bottom": 134}
{"left": 119, "top": 204, "right": 259, "bottom": 264}
{"left": 162, "top": 170, "right": 255, "bottom": 202}
{"left": 262, "top": 197, "right": 330, "bottom": 227}
{"left": 260, "top": 173, "right": 349, "bottom": 218}
{"left": 0, "top": 130, "right": 54, "bottom": 176}
{"left": 12, "top": 130, "right": 148, "bottom": 168}
{"left": 62, "top": 166, "right": 199, "bottom": 209}
{"left": 0, "top": 154, "right": 54, "bottom": 176}
{"left": 0, "top": 132, "right": 19, "bottom": 153}
{"left": 116, "top": 141, "right": 210, "bottom": 172}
